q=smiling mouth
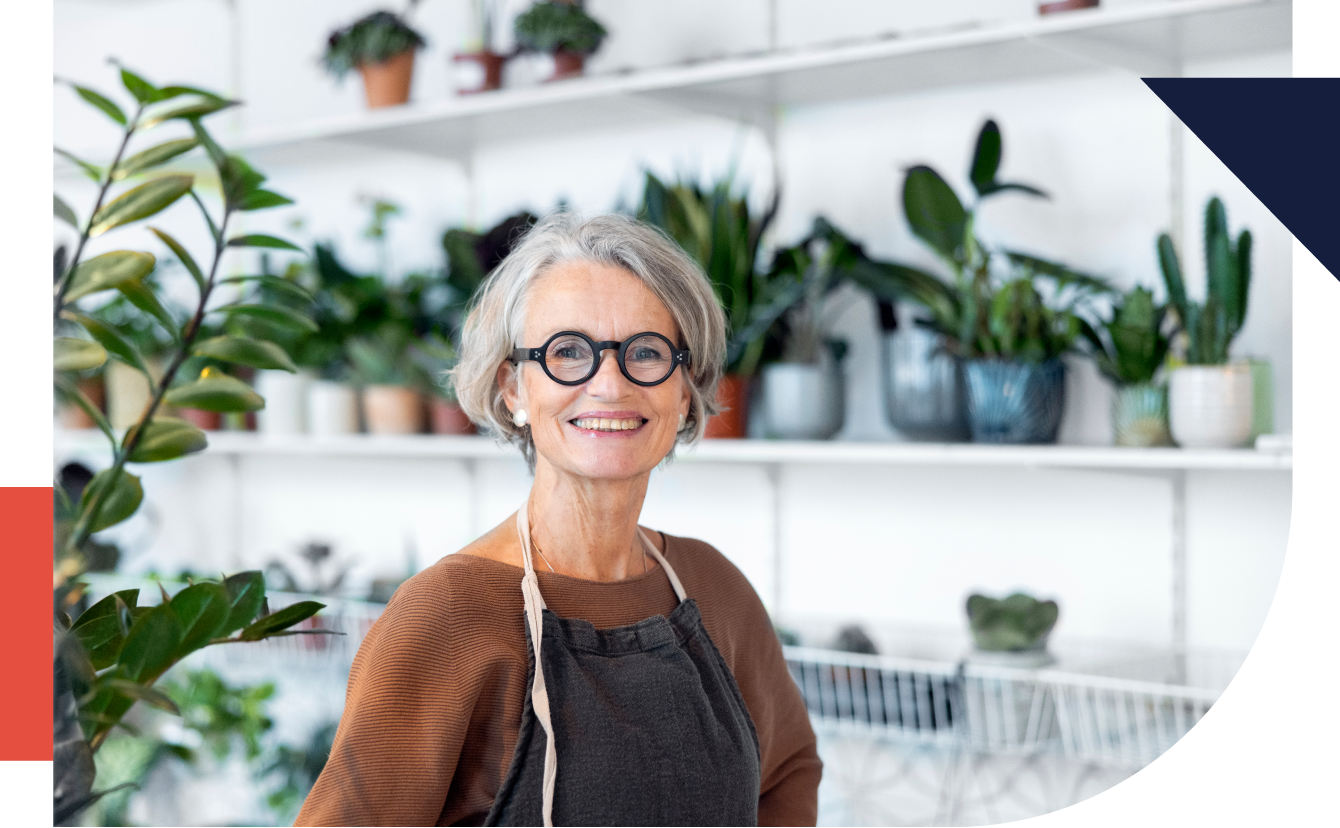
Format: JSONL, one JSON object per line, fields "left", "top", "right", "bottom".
{"left": 570, "top": 417, "right": 647, "bottom": 432}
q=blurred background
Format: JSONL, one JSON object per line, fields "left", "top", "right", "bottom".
{"left": 52, "top": 0, "right": 1292, "bottom": 825}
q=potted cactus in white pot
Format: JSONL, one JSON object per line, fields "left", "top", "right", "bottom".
{"left": 1080, "top": 286, "right": 1173, "bottom": 446}
{"left": 1159, "top": 197, "right": 1254, "bottom": 449}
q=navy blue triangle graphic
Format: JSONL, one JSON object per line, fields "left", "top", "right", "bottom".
{"left": 1143, "top": 78, "right": 1340, "bottom": 283}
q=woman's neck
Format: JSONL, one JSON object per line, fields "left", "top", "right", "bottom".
{"left": 525, "top": 459, "right": 652, "bottom": 582}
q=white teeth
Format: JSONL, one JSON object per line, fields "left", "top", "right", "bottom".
{"left": 573, "top": 417, "right": 643, "bottom": 431}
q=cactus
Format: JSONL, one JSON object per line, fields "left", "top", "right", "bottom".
{"left": 1157, "top": 196, "right": 1253, "bottom": 365}
{"left": 966, "top": 592, "right": 1059, "bottom": 652}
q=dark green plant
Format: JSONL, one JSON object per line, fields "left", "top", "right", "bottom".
{"left": 323, "top": 10, "right": 426, "bottom": 79}
{"left": 514, "top": 1, "right": 607, "bottom": 55}
{"left": 966, "top": 592, "right": 1059, "bottom": 652}
{"left": 442, "top": 211, "right": 537, "bottom": 337}
{"left": 637, "top": 171, "right": 779, "bottom": 375}
{"left": 1080, "top": 286, "right": 1171, "bottom": 386}
{"left": 1157, "top": 196, "right": 1252, "bottom": 365}
{"left": 850, "top": 119, "right": 1110, "bottom": 361}
{"left": 833, "top": 625, "right": 878, "bottom": 655}
{"left": 52, "top": 68, "right": 332, "bottom": 824}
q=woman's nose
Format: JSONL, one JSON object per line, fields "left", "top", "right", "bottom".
{"left": 584, "top": 350, "right": 629, "bottom": 398}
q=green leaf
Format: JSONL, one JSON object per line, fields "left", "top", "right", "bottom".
{"left": 165, "top": 371, "right": 265, "bottom": 412}
{"left": 190, "top": 119, "right": 227, "bottom": 167}
{"left": 239, "top": 601, "right": 325, "bottom": 641}
{"left": 63, "top": 250, "right": 155, "bottom": 303}
{"left": 112, "top": 138, "right": 198, "bottom": 180}
{"left": 969, "top": 119, "right": 1002, "bottom": 197}
{"left": 226, "top": 234, "right": 303, "bottom": 252}
{"left": 118, "top": 68, "right": 157, "bottom": 104}
{"left": 68, "top": 312, "right": 150, "bottom": 377}
{"left": 55, "top": 148, "right": 104, "bottom": 182}
{"left": 55, "top": 195, "right": 79, "bottom": 228}
{"left": 154, "top": 84, "right": 226, "bottom": 101}
{"left": 147, "top": 227, "right": 205, "bottom": 292}
{"left": 219, "top": 275, "right": 314, "bottom": 304}
{"left": 123, "top": 417, "right": 208, "bottom": 463}
{"left": 1157, "top": 233, "right": 1187, "bottom": 320}
{"left": 168, "top": 582, "right": 230, "bottom": 657}
{"left": 903, "top": 165, "right": 967, "bottom": 266}
{"left": 221, "top": 304, "right": 318, "bottom": 334}
{"left": 106, "top": 679, "right": 180, "bottom": 714}
{"left": 71, "top": 590, "right": 139, "bottom": 671}
{"left": 90, "top": 175, "right": 194, "bottom": 237}
{"left": 239, "top": 189, "right": 295, "bottom": 211}
{"left": 219, "top": 155, "right": 267, "bottom": 209}
{"left": 118, "top": 605, "right": 183, "bottom": 683}
{"left": 140, "top": 96, "right": 237, "bottom": 129}
{"left": 73, "top": 85, "right": 127, "bottom": 126}
{"left": 55, "top": 376, "right": 115, "bottom": 443}
{"left": 219, "top": 572, "right": 266, "bottom": 637}
{"left": 193, "top": 335, "right": 297, "bottom": 372}
{"left": 117, "top": 279, "right": 179, "bottom": 338}
{"left": 79, "top": 468, "right": 144, "bottom": 533}
{"left": 54, "top": 337, "right": 107, "bottom": 372}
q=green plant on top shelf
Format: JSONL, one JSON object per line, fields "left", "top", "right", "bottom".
{"left": 1080, "top": 285, "right": 1171, "bottom": 386}
{"left": 323, "top": 9, "right": 427, "bottom": 79}
{"left": 1158, "top": 196, "right": 1252, "bottom": 365}
{"left": 52, "top": 67, "right": 333, "bottom": 825}
{"left": 514, "top": 0, "right": 608, "bottom": 55}
{"left": 966, "top": 592, "right": 1059, "bottom": 652}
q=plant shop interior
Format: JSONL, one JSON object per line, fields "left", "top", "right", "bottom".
{"left": 52, "top": 1, "right": 1293, "bottom": 825}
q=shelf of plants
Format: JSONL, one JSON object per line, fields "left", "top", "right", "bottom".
{"left": 53, "top": 429, "right": 1291, "bottom": 471}
{"left": 236, "top": 0, "right": 1289, "bottom": 161}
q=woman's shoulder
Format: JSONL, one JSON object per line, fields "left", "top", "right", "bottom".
{"left": 391, "top": 552, "right": 523, "bottom": 618}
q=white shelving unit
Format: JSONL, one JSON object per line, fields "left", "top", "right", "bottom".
{"left": 238, "top": 0, "right": 1290, "bottom": 162}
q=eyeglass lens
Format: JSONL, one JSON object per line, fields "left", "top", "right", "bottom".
{"left": 543, "top": 334, "right": 675, "bottom": 384}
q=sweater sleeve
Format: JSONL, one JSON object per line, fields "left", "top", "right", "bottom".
{"left": 295, "top": 571, "right": 464, "bottom": 827}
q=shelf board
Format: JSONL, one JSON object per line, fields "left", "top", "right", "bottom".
{"left": 237, "top": 0, "right": 1289, "bottom": 163}
{"left": 54, "top": 430, "right": 1292, "bottom": 471}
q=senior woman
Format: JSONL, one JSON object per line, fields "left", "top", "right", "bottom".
{"left": 297, "top": 212, "right": 821, "bottom": 827}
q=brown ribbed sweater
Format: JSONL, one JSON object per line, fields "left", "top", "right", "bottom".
{"left": 296, "top": 533, "right": 822, "bottom": 827}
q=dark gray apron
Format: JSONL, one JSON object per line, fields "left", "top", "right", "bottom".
{"left": 483, "top": 503, "right": 761, "bottom": 827}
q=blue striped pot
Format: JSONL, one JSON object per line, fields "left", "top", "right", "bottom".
{"left": 964, "top": 358, "right": 1066, "bottom": 444}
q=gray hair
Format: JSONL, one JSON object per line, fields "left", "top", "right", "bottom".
{"left": 447, "top": 211, "right": 726, "bottom": 470}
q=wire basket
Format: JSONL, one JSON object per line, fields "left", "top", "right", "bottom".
{"left": 959, "top": 662, "right": 1056, "bottom": 755}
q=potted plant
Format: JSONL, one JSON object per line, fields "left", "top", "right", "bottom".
{"left": 1159, "top": 197, "right": 1254, "bottom": 449}
{"left": 637, "top": 172, "right": 778, "bottom": 438}
{"left": 513, "top": 0, "right": 608, "bottom": 81}
{"left": 323, "top": 8, "right": 427, "bottom": 109}
{"left": 454, "top": 0, "right": 506, "bottom": 94}
{"left": 965, "top": 592, "right": 1059, "bottom": 668}
{"left": 349, "top": 332, "right": 427, "bottom": 434}
{"left": 1080, "top": 286, "right": 1173, "bottom": 446}
{"left": 853, "top": 119, "right": 1110, "bottom": 444}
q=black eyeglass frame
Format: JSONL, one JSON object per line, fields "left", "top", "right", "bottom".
{"left": 511, "top": 330, "right": 692, "bottom": 387}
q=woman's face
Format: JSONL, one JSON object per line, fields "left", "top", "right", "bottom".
{"left": 499, "top": 260, "right": 692, "bottom": 482}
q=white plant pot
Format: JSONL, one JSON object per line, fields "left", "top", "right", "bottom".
{"left": 255, "top": 370, "right": 310, "bottom": 435}
{"left": 762, "top": 362, "right": 844, "bottom": 440}
{"left": 306, "top": 381, "right": 359, "bottom": 435}
{"left": 1168, "top": 363, "right": 1254, "bottom": 449}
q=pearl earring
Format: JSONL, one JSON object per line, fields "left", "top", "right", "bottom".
{"left": 513, "top": 409, "right": 528, "bottom": 427}
{"left": 678, "top": 413, "right": 686, "bottom": 431}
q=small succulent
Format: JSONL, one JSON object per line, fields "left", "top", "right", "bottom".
{"left": 1081, "top": 285, "right": 1171, "bottom": 386}
{"left": 513, "top": 1, "right": 607, "bottom": 55}
{"left": 833, "top": 624, "right": 879, "bottom": 655}
{"left": 323, "top": 11, "right": 427, "bottom": 79}
{"left": 966, "top": 592, "right": 1059, "bottom": 652}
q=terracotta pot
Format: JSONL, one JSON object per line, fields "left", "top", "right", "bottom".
{"left": 363, "top": 385, "right": 425, "bottom": 434}
{"left": 703, "top": 374, "right": 751, "bottom": 439}
{"left": 453, "top": 50, "right": 505, "bottom": 94}
{"left": 177, "top": 408, "right": 222, "bottom": 431}
{"left": 429, "top": 398, "right": 478, "bottom": 435}
{"left": 58, "top": 375, "right": 105, "bottom": 430}
{"left": 1039, "top": 0, "right": 1099, "bottom": 13}
{"left": 550, "top": 50, "right": 585, "bottom": 81}
{"left": 359, "top": 50, "right": 415, "bottom": 108}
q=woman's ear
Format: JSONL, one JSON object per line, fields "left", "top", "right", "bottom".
{"left": 498, "top": 361, "right": 521, "bottom": 414}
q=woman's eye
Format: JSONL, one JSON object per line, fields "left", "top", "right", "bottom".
{"left": 631, "top": 348, "right": 662, "bottom": 361}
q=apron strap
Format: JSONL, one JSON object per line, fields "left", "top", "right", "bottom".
{"left": 638, "top": 529, "right": 687, "bottom": 602}
{"left": 516, "top": 502, "right": 558, "bottom": 827}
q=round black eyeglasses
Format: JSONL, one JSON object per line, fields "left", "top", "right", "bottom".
{"left": 511, "top": 331, "right": 692, "bottom": 387}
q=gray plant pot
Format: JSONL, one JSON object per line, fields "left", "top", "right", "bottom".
{"left": 964, "top": 358, "right": 1066, "bottom": 444}
{"left": 762, "top": 362, "right": 844, "bottom": 440}
{"left": 883, "top": 327, "right": 970, "bottom": 442}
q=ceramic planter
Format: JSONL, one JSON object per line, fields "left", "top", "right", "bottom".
{"left": 883, "top": 327, "right": 969, "bottom": 442}
{"left": 363, "top": 385, "right": 425, "bottom": 434}
{"left": 1039, "top": 0, "right": 1099, "bottom": 13}
{"left": 359, "top": 50, "right": 415, "bottom": 108}
{"left": 453, "top": 51, "right": 505, "bottom": 93}
{"left": 307, "top": 381, "right": 360, "bottom": 436}
{"left": 1249, "top": 358, "right": 1274, "bottom": 439}
{"left": 1168, "top": 363, "right": 1253, "bottom": 448}
{"left": 761, "top": 362, "right": 844, "bottom": 440}
{"left": 550, "top": 50, "right": 585, "bottom": 80}
{"left": 255, "top": 370, "right": 310, "bottom": 436}
{"left": 429, "top": 398, "right": 477, "bottom": 435}
{"left": 177, "top": 408, "right": 222, "bottom": 431}
{"left": 964, "top": 358, "right": 1066, "bottom": 444}
{"left": 703, "top": 374, "right": 751, "bottom": 439}
{"left": 1111, "top": 383, "right": 1171, "bottom": 447}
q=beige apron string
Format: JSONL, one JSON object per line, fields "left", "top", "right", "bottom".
{"left": 638, "top": 529, "right": 687, "bottom": 602}
{"left": 516, "top": 502, "right": 558, "bottom": 828}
